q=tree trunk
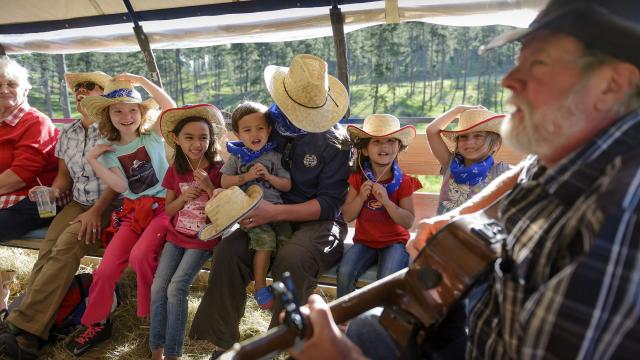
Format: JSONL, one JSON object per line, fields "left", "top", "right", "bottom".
{"left": 175, "top": 49, "right": 185, "bottom": 105}
{"left": 56, "top": 54, "right": 71, "bottom": 118}
{"left": 40, "top": 59, "right": 53, "bottom": 117}
{"left": 461, "top": 33, "right": 469, "bottom": 104}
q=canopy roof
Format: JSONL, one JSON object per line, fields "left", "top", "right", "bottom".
{"left": 0, "top": 0, "right": 547, "bottom": 54}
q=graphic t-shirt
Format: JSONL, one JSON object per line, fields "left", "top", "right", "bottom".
{"left": 162, "top": 163, "right": 223, "bottom": 251}
{"left": 348, "top": 172, "right": 422, "bottom": 248}
{"left": 220, "top": 150, "right": 289, "bottom": 204}
{"left": 99, "top": 131, "right": 168, "bottom": 199}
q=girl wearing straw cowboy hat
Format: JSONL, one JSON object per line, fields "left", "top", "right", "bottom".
{"left": 189, "top": 54, "right": 351, "bottom": 355}
{"left": 66, "top": 73, "right": 176, "bottom": 356}
{"left": 150, "top": 104, "right": 226, "bottom": 360}
{"left": 426, "top": 105, "right": 511, "bottom": 215}
{"left": 338, "top": 114, "right": 422, "bottom": 297}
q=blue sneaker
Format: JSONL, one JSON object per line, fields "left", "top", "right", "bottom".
{"left": 254, "top": 286, "right": 274, "bottom": 310}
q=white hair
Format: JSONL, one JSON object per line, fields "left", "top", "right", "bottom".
{"left": 0, "top": 56, "right": 31, "bottom": 89}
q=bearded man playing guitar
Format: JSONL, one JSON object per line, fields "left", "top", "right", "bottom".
{"left": 289, "top": 1, "right": 640, "bottom": 359}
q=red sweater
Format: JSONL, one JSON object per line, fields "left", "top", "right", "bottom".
{"left": 0, "top": 108, "right": 58, "bottom": 197}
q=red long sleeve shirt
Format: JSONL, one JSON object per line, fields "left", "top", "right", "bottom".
{"left": 0, "top": 107, "right": 58, "bottom": 198}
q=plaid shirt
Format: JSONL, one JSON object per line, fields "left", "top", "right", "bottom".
{"left": 467, "top": 109, "right": 640, "bottom": 359}
{"left": 0, "top": 101, "right": 31, "bottom": 208}
{"left": 55, "top": 119, "right": 106, "bottom": 206}
{"left": 0, "top": 100, "right": 29, "bottom": 126}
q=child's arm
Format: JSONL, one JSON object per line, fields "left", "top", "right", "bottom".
{"left": 164, "top": 187, "right": 202, "bottom": 217}
{"left": 252, "top": 162, "right": 291, "bottom": 192}
{"left": 371, "top": 183, "right": 414, "bottom": 230}
{"left": 427, "top": 105, "right": 481, "bottom": 167}
{"left": 342, "top": 182, "right": 372, "bottom": 223}
{"left": 221, "top": 171, "right": 259, "bottom": 189}
{"left": 85, "top": 144, "right": 127, "bottom": 193}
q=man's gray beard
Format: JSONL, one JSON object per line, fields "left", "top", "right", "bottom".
{"left": 501, "top": 90, "right": 583, "bottom": 158}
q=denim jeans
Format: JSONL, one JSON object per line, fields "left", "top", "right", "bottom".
{"left": 0, "top": 197, "right": 54, "bottom": 242}
{"left": 150, "top": 242, "right": 211, "bottom": 357}
{"left": 337, "top": 243, "right": 409, "bottom": 297}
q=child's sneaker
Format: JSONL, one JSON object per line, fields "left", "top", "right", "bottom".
{"left": 254, "top": 286, "right": 274, "bottom": 310}
{"left": 65, "top": 320, "right": 112, "bottom": 356}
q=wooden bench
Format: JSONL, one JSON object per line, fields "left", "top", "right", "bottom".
{"left": 2, "top": 133, "right": 524, "bottom": 290}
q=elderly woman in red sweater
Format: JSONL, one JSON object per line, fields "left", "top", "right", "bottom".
{"left": 0, "top": 57, "right": 58, "bottom": 241}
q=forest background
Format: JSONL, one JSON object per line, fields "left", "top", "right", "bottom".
{"left": 12, "top": 21, "right": 519, "bottom": 121}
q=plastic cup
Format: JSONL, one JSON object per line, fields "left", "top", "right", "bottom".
{"left": 34, "top": 187, "right": 56, "bottom": 218}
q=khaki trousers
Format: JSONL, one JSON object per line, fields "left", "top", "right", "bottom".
{"left": 7, "top": 201, "right": 114, "bottom": 339}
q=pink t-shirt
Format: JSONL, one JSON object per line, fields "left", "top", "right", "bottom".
{"left": 162, "top": 163, "right": 223, "bottom": 251}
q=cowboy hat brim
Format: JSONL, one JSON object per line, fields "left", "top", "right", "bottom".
{"left": 440, "top": 115, "right": 505, "bottom": 151}
{"left": 197, "top": 186, "right": 264, "bottom": 241}
{"left": 159, "top": 104, "right": 227, "bottom": 150}
{"left": 64, "top": 72, "right": 111, "bottom": 92}
{"left": 264, "top": 65, "right": 349, "bottom": 133}
{"left": 80, "top": 95, "right": 158, "bottom": 126}
{"left": 347, "top": 125, "right": 416, "bottom": 146}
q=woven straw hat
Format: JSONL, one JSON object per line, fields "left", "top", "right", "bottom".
{"left": 198, "top": 185, "right": 263, "bottom": 241}
{"left": 159, "top": 104, "right": 227, "bottom": 150}
{"left": 63, "top": 71, "right": 111, "bottom": 93}
{"left": 80, "top": 79, "right": 158, "bottom": 125}
{"left": 347, "top": 114, "right": 416, "bottom": 146}
{"left": 440, "top": 109, "right": 505, "bottom": 147}
{"left": 264, "top": 54, "right": 349, "bottom": 133}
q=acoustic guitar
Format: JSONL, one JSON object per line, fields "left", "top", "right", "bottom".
{"left": 222, "top": 208, "right": 506, "bottom": 359}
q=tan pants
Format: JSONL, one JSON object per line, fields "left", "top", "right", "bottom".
{"left": 7, "top": 201, "right": 114, "bottom": 339}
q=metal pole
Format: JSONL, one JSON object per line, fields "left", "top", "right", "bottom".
{"left": 330, "top": 0, "right": 350, "bottom": 118}
{"left": 123, "top": 0, "right": 163, "bottom": 88}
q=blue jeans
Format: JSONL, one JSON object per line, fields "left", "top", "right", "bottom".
{"left": 150, "top": 242, "right": 211, "bottom": 357}
{"left": 0, "top": 197, "right": 54, "bottom": 242}
{"left": 337, "top": 243, "right": 409, "bottom": 297}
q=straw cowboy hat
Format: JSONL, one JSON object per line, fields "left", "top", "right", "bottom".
{"left": 198, "top": 185, "right": 263, "bottom": 241}
{"left": 347, "top": 114, "right": 416, "bottom": 147}
{"left": 159, "top": 104, "right": 227, "bottom": 150}
{"left": 63, "top": 71, "right": 111, "bottom": 93}
{"left": 480, "top": 0, "right": 640, "bottom": 67}
{"left": 80, "top": 79, "right": 158, "bottom": 125}
{"left": 264, "top": 54, "right": 349, "bottom": 133}
{"left": 440, "top": 109, "right": 505, "bottom": 147}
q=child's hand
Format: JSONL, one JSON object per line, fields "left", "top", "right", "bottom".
{"left": 252, "top": 163, "right": 270, "bottom": 180}
{"left": 358, "top": 181, "right": 373, "bottom": 202}
{"left": 371, "top": 183, "right": 390, "bottom": 205}
{"left": 179, "top": 186, "right": 202, "bottom": 203}
{"left": 194, "top": 169, "right": 213, "bottom": 193}
{"left": 112, "top": 73, "right": 144, "bottom": 86}
{"left": 86, "top": 143, "right": 115, "bottom": 161}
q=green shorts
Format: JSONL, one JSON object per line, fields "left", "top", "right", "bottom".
{"left": 245, "top": 221, "right": 292, "bottom": 252}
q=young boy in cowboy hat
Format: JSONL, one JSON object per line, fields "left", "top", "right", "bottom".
{"left": 426, "top": 105, "right": 511, "bottom": 214}
{"left": 0, "top": 71, "right": 121, "bottom": 359}
{"left": 338, "top": 114, "right": 421, "bottom": 297}
{"left": 189, "top": 54, "right": 351, "bottom": 356}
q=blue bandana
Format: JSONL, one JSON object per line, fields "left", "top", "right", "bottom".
{"left": 267, "top": 103, "right": 307, "bottom": 137}
{"left": 102, "top": 88, "right": 143, "bottom": 102}
{"left": 227, "top": 141, "right": 277, "bottom": 165}
{"left": 363, "top": 160, "right": 404, "bottom": 196}
{"left": 449, "top": 154, "right": 494, "bottom": 186}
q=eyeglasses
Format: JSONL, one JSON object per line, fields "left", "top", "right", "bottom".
{"left": 73, "top": 81, "right": 100, "bottom": 92}
{"left": 0, "top": 82, "right": 19, "bottom": 90}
